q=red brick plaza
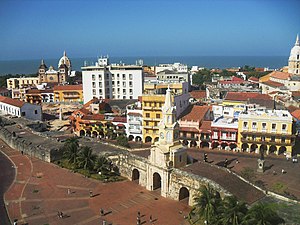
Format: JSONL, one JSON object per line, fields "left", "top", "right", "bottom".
{"left": 1, "top": 139, "right": 190, "bottom": 225}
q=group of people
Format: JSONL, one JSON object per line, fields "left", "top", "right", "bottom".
{"left": 137, "top": 211, "right": 153, "bottom": 225}
{"left": 57, "top": 211, "right": 64, "bottom": 219}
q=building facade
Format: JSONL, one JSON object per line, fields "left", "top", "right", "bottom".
{"left": 53, "top": 85, "right": 83, "bottom": 102}
{"left": 82, "top": 56, "right": 143, "bottom": 103}
{"left": 238, "top": 109, "right": 294, "bottom": 157}
{"left": 7, "top": 77, "right": 39, "bottom": 90}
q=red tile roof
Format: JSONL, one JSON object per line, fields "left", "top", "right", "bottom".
{"left": 291, "top": 109, "right": 300, "bottom": 120}
{"left": 231, "top": 76, "right": 244, "bottom": 81}
{"left": 82, "top": 114, "right": 105, "bottom": 121}
{"left": 179, "top": 127, "right": 199, "bottom": 132}
{"left": 190, "top": 90, "right": 206, "bottom": 99}
{"left": 248, "top": 76, "right": 259, "bottom": 82}
{"left": 287, "top": 105, "right": 299, "bottom": 113}
{"left": 224, "top": 92, "right": 272, "bottom": 101}
{"left": 262, "top": 80, "right": 284, "bottom": 87}
{"left": 0, "top": 96, "right": 25, "bottom": 108}
{"left": 269, "top": 71, "right": 292, "bottom": 80}
{"left": 292, "top": 91, "right": 300, "bottom": 97}
{"left": 199, "top": 121, "right": 211, "bottom": 133}
{"left": 219, "top": 80, "right": 244, "bottom": 85}
{"left": 128, "top": 112, "right": 142, "bottom": 116}
{"left": 113, "top": 117, "right": 127, "bottom": 123}
{"left": 181, "top": 105, "right": 210, "bottom": 122}
{"left": 54, "top": 84, "right": 83, "bottom": 91}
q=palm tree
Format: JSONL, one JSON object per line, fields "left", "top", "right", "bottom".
{"left": 218, "top": 195, "right": 248, "bottom": 225}
{"left": 94, "top": 156, "right": 111, "bottom": 175}
{"left": 77, "top": 146, "right": 97, "bottom": 170}
{"left": 63, "top": 142, "right": 80, "bottom": 165}
{"left": 241, "top": 203, "right": 284, "bottom": 225}
{"left": 193, "top": 184, "right": 221, "bottom": 224}
{"left": 64, "top": 137, "right": 79, "bottom": 147}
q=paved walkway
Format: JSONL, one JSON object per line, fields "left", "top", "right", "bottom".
{"left": 1, "top": 139, "right": 190, "bottom": 225}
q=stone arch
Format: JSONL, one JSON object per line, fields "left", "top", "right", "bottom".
{"left": 79, "top": 130, "right": 85, "bottom": 136}
{"left": 98, "top": 131, "right": 104, "bottom": 138}
{"left": 154, "top": 137, "right": 159, "bottom": 143}
{"left": 92, "top": 131, "right": 98, "bottom": 138}
{"left": 86, "top": 130, "right": 91, "bottom": 137}
{"left": 153, "top": 172, "right": 161, "bottom": 190}
{"left": 242, "top": 143, "right": 248, "bottom": 152}
{"left": 200, "top": 141, "right": 209, "bottom": 148}
{"left": 229, "top": 143, "right": 237, "bottom": 150}
{"left": 212, "top": 142, "right": 219, "bottom": 149}
{"left": 179, "top": 187, "right": 190, "bottom": 204}
{"left": 190, "top": 140, "right": 197, "bottom": 148}
{"left": 269, "top": 145, "right": 277, "bottom": 154}
{"left": 278, "top": 146, "right": 286, "bottom": 155}
{"left": 250, "top": 144, "right": 257, "bottom": 153}
{"left": 221, "top": 142, "right": 228, "bottom": 149}
{"left": 128, "top": 135, "right": 134, "bottom": 141}
{"left": 260, "top": 144, "right": 267, "bottom": 154}
{"left": 132, "top": 168, "right": 140, "bottom": 183}
{"left": 145, "top": 136, "right": 152, "bottom": 143}
{"left": 182, "top": 140, "right": 188, "bottom": 146}
{"left": 135, "top": 136, "right": 142, "bottom": 142}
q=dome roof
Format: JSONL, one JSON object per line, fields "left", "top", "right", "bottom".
{"left": 58, "top": 51, "right": 71, "bottom": 69}
{"left": 289, "top": 35, "right": 300, "bottom": 61}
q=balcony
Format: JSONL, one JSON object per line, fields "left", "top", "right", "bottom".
{"left": 129, "top": 128, "right": 142, "bottom": 134}
{"left": 220, "top": 136, "right": 236, "bottom": 141}
{"left": 143, "top": 106, "right": 153, "bottom": 110}
{"left": 212, "top": 135, "right": 218, "bottom": 140}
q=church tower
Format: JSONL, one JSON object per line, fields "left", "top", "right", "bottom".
{"left": 38, "top": 59, "right": 47, "bottom": 83}
{"left": 288, "top": 34, "right": 300, "bottom": 75}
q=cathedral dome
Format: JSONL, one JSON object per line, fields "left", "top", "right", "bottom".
{"left": 58, "top": 51, "right": 71, "bottom": 70}
{"left": 289, "top": 35, "right": 300, "bottom": 61}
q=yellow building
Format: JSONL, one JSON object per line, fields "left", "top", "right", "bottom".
{"left": 53, "top": 85, "right": 83, "bottom": 102}
{"left": 7, "top": 77, "right": 39, "bottom": 90}
{"left": 144, "top": 82, "right": 187, "bottom": 95}
{"left": 142, "top": 94, "right": 166, "bottom": 143}
{"left": 237, "top": 109, "right": 295, "bottom": 157}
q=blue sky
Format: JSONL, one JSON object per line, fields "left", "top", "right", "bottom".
{"left": 0, "top": 0, "right": 299, "bottom": 60}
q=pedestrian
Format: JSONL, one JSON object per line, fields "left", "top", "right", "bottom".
{"left": 281, "top": 169, "right": 286, "bottom": 174}
{"left": 100, "top": 208, "right": 104, "bottom": 216}
{"left": 204, "top": 153, "right": 208, "bottom": 162}
{"left": 89, "top": 190, "right": 93, "bottom": 197}
{"left": 57, "top": 211, "right": 61, "bottom": 219}
{"left": 102, "top": 220, "right": 107, "bottom": 225}
{"left": 67, "top": 188, "right": 71, "bottom": 195}
{"left": 137, "top": 211, "right": 140, "bottom": 218}
{"left": 13, "top": 219, "right": 18, "bottom": 225}
{"left": 137, "top": 217, "right": 141, "bottom": 225}
{"left": 150, "top": 215, "right": 152, "bottom": 223}
{"left": 60, "top": 211, "right": 64, "bottom": 218}
{"left": 224, "top": 158, "right": 228, "bottom": 168}
{"left": 236, "top": 159, "right": 239, "bottom": 164}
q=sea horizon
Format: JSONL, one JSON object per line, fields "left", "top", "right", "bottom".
{"left": 0, "top": 55, "right": 288, "bottom": 75}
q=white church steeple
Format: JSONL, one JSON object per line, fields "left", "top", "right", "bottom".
{"left": 288, "top": 34, "right": 300, "bottom": 75}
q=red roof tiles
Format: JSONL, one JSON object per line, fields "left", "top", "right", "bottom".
{"left": 181, "top": 105, "right": 210, "bottom": 122}
{"left": 225, "top": 92, "right": 272, "bottom": 101}
{"left": 54, "top": 84, "right": 83, "bottom": 91}
{"left": 190, "top": 90, "right": 206, "bottom": 99}
{"left": 262, "top": 80, "right": 285, "bottom": 87}
{"left": 0, "top": 96, "right": 25, "bottom": 108}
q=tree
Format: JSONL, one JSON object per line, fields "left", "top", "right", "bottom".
{"left": 94, "top": 156, "right": 112, "bottom": 175}
{"left": 77, "top": 146, "right": 97, "bottom": 170}
{"left": 64, "top": 137, "right": 79, "bottom": 147}
{"left": 241, "top": 203, "right": 284, "bottom": 225}
{"left": 63, "top": 142, "right": 80, "bottom": 165}
{"left": 218, "top": 195, "right": 248, "bottom": 225}
{"left": 116, "top": 135, "right": 130, "bottom": 148}
{"left": 193, "top": 184, "right": 222, "bottom": 224}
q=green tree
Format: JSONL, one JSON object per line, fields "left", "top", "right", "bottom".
{"left": 116, "top": 135, "right": 130, "bottom": 148}
{"left": 193, "top": 184, "right": 222, "bottom": 224}
{"left": 64, "top": 137, "right": 79, "bottom": 147}
{"left": 94, "top": 156, "right": 112, "bottom": 175}
{"left": 63, "top": 142, "right": 80, "bottom": 165}
{"left": 242, "top": 203, "right": 284, "bottom": 225}
{"left": 77, "top": 146, "right": 97, "bottom": 170}
{"left": 218, "top": 195, "right": 248, "bottom": 225}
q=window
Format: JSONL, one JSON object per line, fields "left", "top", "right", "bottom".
{"left": 129, "top": 74, "right": 133, "bottom": 80}
{"left": 271, "top": 136, "right": 275, "bottom": 142}
{"left": 123, "top": 81, "right": 126, "bottom": 87}
{"left": 99, "top": 74, "right": 102, "bottom": 80}
{"left": 34, "top": 110, "right": 38, "bottom": 114}
{"left": 123, "top": 89, "right": 126, "bottom": 94}
{"left": 111, "top": 74, "right": 114, "bottom": 79}
{"left": 252, "top": 135, "right": 256, "bottom": 140}
{"left": 261, "top": 136, "right": 266, "bottom": 141}
{"left": 146, "top": 113, "right": 150, "bottom": 117}
{"left": 281, "top": 137, "right": 286, "bottom": 143}
{"left": 146, "top": 121, "right": 149, "bottom": 126}
{"left": 92, "top": 74, "right": 95, "bottom": 80}
{"left": 92, "top": 89, "right": 96, "bottom": 95}
{"left": 262, "top": 123, "right": 266, "bottom": 129}
{"left": 129, "top": 81, "right": 133, "bottom": 87}
{"left": 92, "top": 82, "right": 96, "bottom": 88}
{"left": 99, "top": 89, "right": 102, "bottom": 94}
{"left": 122, "top": 74, "right": 126, "bottom": 79}
{"left": 179, "top": 155, "right": 182, "bottom": 162}
{"left": 21, "top": 112, "right": 25, "bottom": 116}
{"left": 156, "top": 114, "right": 160, "bottom": 119}
{"left": 252, "top": 122, "right": 257, "bottom": 129}
{"left": 282, "top": 124, "right": 287, "bottom": 130}
{"left": 106, "top": 74, "right": 109, "bottom": 79}
{"left": 243, "top": 122, "right": 248, "bottom": 128}
{"left": 99, "top": 82, "right": 102, "bottom": 88}
{"left": 272, "top": 124, "right": 276, "bottom": 130}
{"left": 112, "top": 81, "right": 114, "bottom": 86}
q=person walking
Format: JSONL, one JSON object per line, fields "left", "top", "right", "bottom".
{"left": 224, "top": 158, "right": 228, "bottom": 168}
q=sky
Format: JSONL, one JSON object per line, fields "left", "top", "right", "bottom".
{"left": 0, "top": 0, "right": 300, "bottom": 60}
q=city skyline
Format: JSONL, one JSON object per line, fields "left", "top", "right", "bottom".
{"left": 0, "top": 0, "right": 300, "bottom": 60}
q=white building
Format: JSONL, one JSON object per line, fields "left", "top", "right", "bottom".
{"left": 155, "top": 62, "right": 188, "bottom": 74}
{"left": 82, "top": 56, "right": 144, "bottom": 103}
{"left": 126, "top": 101, "right": 143, "bottom": 142}
{"left": 0, "top": 96, "right": 42, "bottom": 120}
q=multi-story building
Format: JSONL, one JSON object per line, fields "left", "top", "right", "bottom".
{"left": 25, "top": 89, "right": 54, "bottom": 104}
{"left": 154, "top": 62, "right": 188, "bottom": 74}
{"left": 142, "top": 87, "right": 190, "bottom": 143}
{"left": 53, "top": 84, "right": 83, "bottom": 102}
{"left": 238, "top": 109, "right": 295, "bottom": 157}
{"left": 156, "top": 70, "right": 190, "bottom": 85}
{"left": 288, "top": 34, "right": 300, "bottom": 75}
{"left": 7, "top": 77, "right": 39, "bottom": 90}
{"left": 126, "top": 101, "right": 143, "bottom": 142}
{"left": 144, "top": 82, "right": 189, "bottom": 96}
{"left": 82, "top": 56, "right": 143, "bottom": 103}
{"left": 178, "top": 105, "right": 211, "bottom": 148}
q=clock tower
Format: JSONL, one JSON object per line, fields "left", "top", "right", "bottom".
{"left": 148, "top": 86, "right": 187, "bottom": 169}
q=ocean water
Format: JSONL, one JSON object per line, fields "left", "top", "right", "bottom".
{"left": 0, "top": 56, "right": 288, "bottom": 75}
